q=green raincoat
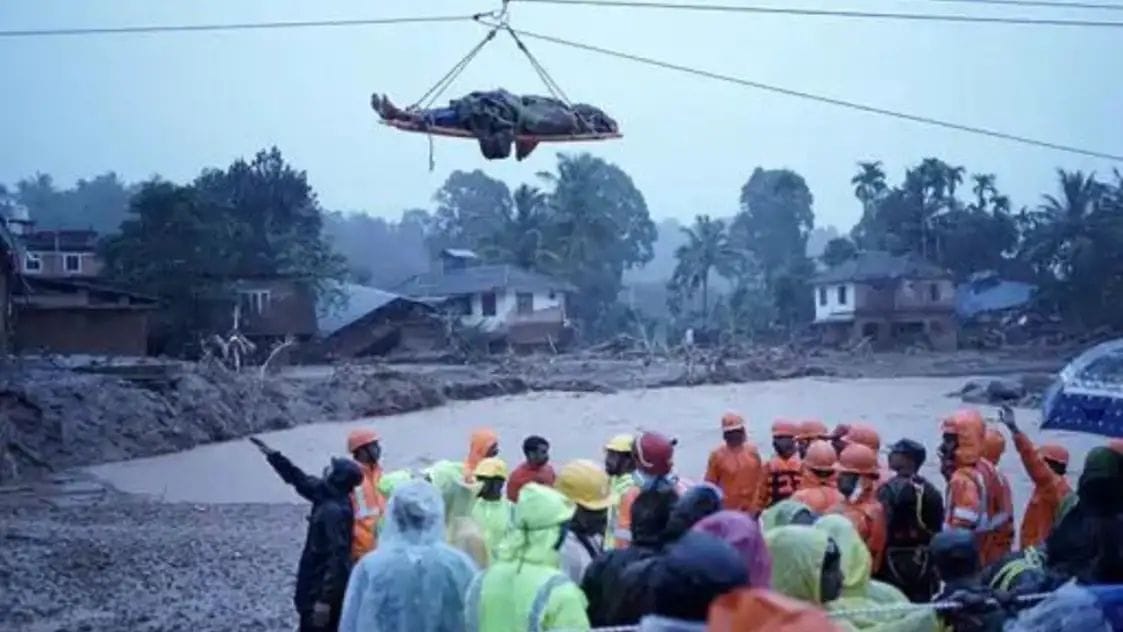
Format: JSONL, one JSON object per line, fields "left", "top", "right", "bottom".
{"left": 467, "top": 483, "right": 590, "bottom": 632}
{"left": 473, "top": 497, "right": 514, "bottom": 561}
{"left": 762, "top": 499, "right": 815, "bottom": 532}
{"left": 428, "top": 460, "right": 490, "bottom": 568}
{"left": 766, "top": 525, "right": 934, "bottom": 632}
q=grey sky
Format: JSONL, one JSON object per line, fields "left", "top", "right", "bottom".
{"left": 2, "top": 0, "right": 1120, "bottom": 232}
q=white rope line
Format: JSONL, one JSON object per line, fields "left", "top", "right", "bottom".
{"left": 826, "top": 591, "right": 1054, "bottom": 618}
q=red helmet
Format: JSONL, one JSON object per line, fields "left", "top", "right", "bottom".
{"left": 635, "top": 431, "right": 676, "bottom": 476}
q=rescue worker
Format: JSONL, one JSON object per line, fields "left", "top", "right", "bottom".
{"left": 663, "top": 483, "right": 724, "bottom": 541}
{"left": 762, "top": 499, "right": 817, "bottom": 532}
{"left": 998, "top": 406, "right": 1071, "bottom": 550}
{"left": 791, "top": 439, "right": 846, "bottom": 514}
{"left": 940, "top": 409, "right": 1009, "bottom": 568}
{"left": 980, "top": 546, "right": 1049, "bottom": 595}
{"left": 604, "top": 433, "right": 637, "bottom": 548}
{"left": 468, "top": 483, "right": 591, "bottom": 632}
{"left": 833, "top": 443, "right": 888, "bottom": 573}
{"left": 615, "top": 431, "right": 684, "bottom": 548}
{"left": 555, "top": 459, "right": 612, "bottom": 583}
{"left": 940, "top": 411, "right": 990, "bottom": 561}
{"left": 472, "top": 457, "right": 513, "bottom": 561}
{"left": 636, "top": 531, "right": 749, "bottom": 631}
{"left": 756, "top": 419, "right": 802, "bottom": 509}
{"left": 797, "top": 419, "right": 831, "bottom": 459}
{"left": 763, "top": 525, "right": 845, "bottom": 607}
{"left": 979, "top": 425, "right": 1015, "bottom": 564}
{"left": 465, "top": 427, "right": 500, "bottom": 482}
{"left": 583, "top": 486, "right": 678, "bottom": 626}
{"left": 338, "top": 480, "right": 477, "bottom": 632}
{"left": 930, "top": 529, "right": 1006, "bottom": 632}
{"left": 704, "top": 412, "right": 765, "bottom": 514}
{"left": 426, "top": 460, "right": 489, "bottom": 568}
{"left": 252, "top": 438, "right": 362, "bottom": 632}
{"left": 842, "top": 423, "right": 892, "bottom": 488}
{"left": 877, "top": 438, "right": 944, "bottom": 603}
{"left": 507, "top": 435, "right": 556, "bottom": 502}
{"left": 343, "top": 428, "right": 388, "bottom": 561}
{"left": 693, "top": 510, "right": 772, "bottom": 588}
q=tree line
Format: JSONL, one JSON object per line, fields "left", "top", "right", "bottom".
{"left": 3, "top": 150, "right": 1123, "bottom": 350}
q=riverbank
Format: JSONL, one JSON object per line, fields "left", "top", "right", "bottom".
{"left": 0, "top": 347, "right": 1071, "bottom": 484}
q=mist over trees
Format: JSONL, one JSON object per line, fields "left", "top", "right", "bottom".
{"left": 6, "top": 149, "right": 1123, "bottom": 348}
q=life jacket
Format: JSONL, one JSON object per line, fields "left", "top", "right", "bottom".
{"left": 761, "top": 455, "right": 802, "bottom": 508}
{"left": 351, "top": 465, "right": 387, "bottom": 561}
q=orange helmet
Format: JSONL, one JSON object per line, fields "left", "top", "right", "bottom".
{"left": 843, "top": 423, "right": 881, "bottom": 452}
{"left": 837, "top": 443, "right": 879, "bottom": 476}
{"left": 347, "top": 428, "right": 380, "bottom": 453}
{"left": 1039, "top": 443, "right": 1069, "bottom": 466}
{"left": 722, "top": 412, "right": 746, "bottom": 432}
{"left": 983, "top": 428, "right": 1006, "bottom": 464}
{"left": 940, "top": 410, "right": 985, "bottom": 466}
{"left": 804, "top": 440, "right": 837, "bottom": 470}
{"left": 772, "top": 419, "right": 800, "bottom": 438}
{"left": 797, "top": 420, "right": 829, "bottom": 441}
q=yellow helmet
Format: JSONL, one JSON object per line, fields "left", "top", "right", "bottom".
{"left": 556, "top": 459, "right": 613, "bottom": 510}
{"left": 604, "top": 434, "right": 635, "bottom": 453}
{"left": 473, "top": 457, "right": 508, "bottom": 479}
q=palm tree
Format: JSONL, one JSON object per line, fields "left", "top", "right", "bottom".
{"left": 1023, "top": 169, "right": 1104, "bottom": 274}
{"left": 479, "top": 184, "right": 559, "bottom": 271}
{"left": 671, "top": 215, "right": 744, "bottom": 323}
{"left": 971, "top": 174, "right": 997, "bottom": 210}
{"left": 851, "top": 161, "right": 887, "bottom": 207}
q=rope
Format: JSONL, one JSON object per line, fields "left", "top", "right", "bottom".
{"left": 510, "top": 0, "right": 1123, "bottom": 28}
{"left": 826, "top": 591, "right": 1054, "bottom": 618}
{"left": 409, "top": 28, "right": 499, "bottom": 110}
{"left": 478, "top": 21, "right": 1123, "bottom": 162}
{"left": 0, "top": 14, "right": 476, "bottom": 38}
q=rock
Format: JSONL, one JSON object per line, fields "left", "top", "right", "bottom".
{"left": 986, "top": 377, "right": 1026, "bottom": 401}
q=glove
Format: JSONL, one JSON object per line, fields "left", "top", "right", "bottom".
{"left": 311, "top": 602, "right": 331, "bottom": 629}
{"left": 249, "top": 437, "right": 277, "bottom": 457}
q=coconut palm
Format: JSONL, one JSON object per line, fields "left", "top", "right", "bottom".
{"left": 671, "top": 215, "right": 745, "bottom": 323}
{"left": 851, "top": 161, "right": 887, "bottom": 207}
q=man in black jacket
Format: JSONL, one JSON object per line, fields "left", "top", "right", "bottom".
{"left": 251, "top": 437, "right": 362, "bottom": 632}
{"left": 877, "top": 438, "right": 945, "bottom": 602}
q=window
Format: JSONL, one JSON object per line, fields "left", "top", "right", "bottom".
{"left": 818, "top": 287, "right": 827, "bottom": 306}
{"left": 64, "top": 253, "right": 82, "bottom": 273}
{"left": 238, "top": 290, "right": 271, "bottom": 315}
{"left": 481, "top": 292, "right": 497, "bottom": 316}
{"left": 837, "top": 285, "right": 848, "bottom": 306}
{"left": 23, "top": 252, "right": 41, "bottom": 273}
{"left": 450, "top": 295, "right": 472, "bottom": 316}
{"left": 516, "top": 292, "right": 534, "bottom": 315}
{"left": 929, "top": 282, "right": 940, "bottom": 302}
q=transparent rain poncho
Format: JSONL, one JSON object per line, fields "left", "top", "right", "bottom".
{"left": 339, "top": 480, "right": 478, "bottom": 632}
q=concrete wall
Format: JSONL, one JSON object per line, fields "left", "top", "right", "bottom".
{"left": 14, "top": 308, "right": 150, "bottom": 356}
{"left": 813, "top": 282, "right": 856, "bottom": 322}
{"left": 21, "top": 251, "right": 102, "bottom": 278}
{"left": 462, "top": 289, "right": 565, "bottom": 329}
{"left": 894, "top": 279, "right": 956, "bottom": 311}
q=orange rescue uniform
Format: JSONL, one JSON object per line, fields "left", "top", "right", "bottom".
{"left": 464, "top": 428, "right": 498, "bottom": 483}
{"left": 706, "top": 443, "right": 765, "bottom": 514}
{"left": 1013, "top": 432, "right": 1072, "bottom": 550}
{"left": 832, "top": 444, "right": 887, "bottom": 572}
{"left": 943, "top": 410, "right": 1009, "bottom": 566}
{"left": 351, "top": 462, "right": 387, "bottom": 561}
{"left": 791, "top": 440, "right": 845, "bottom": 515}
{"left": 757, "top": 455, "right": 802, "bottom": 510}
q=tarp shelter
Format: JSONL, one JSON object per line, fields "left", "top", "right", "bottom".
{"left": 1042, "top": 338, "right": 1123, "bottom": 438}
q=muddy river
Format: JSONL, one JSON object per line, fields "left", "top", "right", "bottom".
{"left": 88, "top": 376, "right": 1102, "bottom": 516}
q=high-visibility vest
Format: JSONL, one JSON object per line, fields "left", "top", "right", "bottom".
{"left": 351, "top": 469, "right": 386, "bottom": 561}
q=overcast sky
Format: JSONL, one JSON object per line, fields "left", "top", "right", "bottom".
{"left": 2, "top": 0, "right": 1120, "bottom": 231}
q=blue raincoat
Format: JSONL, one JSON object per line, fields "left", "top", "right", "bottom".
{"left": 339, "top": 480, "right": 478, "bottom": 632}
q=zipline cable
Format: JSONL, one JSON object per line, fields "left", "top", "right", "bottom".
{"left": 0, "top": 14, "right": 475, "bottom": 38}
{"left": 893, "top": 0, "right": 1123, "bottom": 11}
{"left": 475, "top": 18, "right": 1123, "bottom": 162}
{"left": 510, "top": 0, "right": 1123, "bottom": 27}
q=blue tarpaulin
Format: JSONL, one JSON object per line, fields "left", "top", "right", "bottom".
{"left": 1042, "top": 339, "right": 1123, "bottom": 438}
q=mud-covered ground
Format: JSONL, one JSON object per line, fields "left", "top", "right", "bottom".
{"left": 0, "top": 486, "right": 303, "bottom": 632}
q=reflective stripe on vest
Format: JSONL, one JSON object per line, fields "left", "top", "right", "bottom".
{"left": 945, "top": 468, "right": 990, "bottom": 531}
{"left": 465, "top": 571, "right": 485, "bottom": 632}
{"left": 352, "top": 484, "right": 380, "bottom": 520}
{"left": 528, "top": 573, "right": 571, "bottom": 632}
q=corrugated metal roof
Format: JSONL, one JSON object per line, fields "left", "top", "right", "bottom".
{"left": 816, "top": 251, "right": 949, "bottom": 284}
{"left": 393, "top": 264, "right": 575, "bottom": 298}
{"left": 318, "top": 283, "right": 424, "bottom": 335}
{"left": 955, "top": 279, "right": 1035, "bottom": 318}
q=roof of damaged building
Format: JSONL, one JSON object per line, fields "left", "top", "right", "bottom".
{"left": 815, "top": 250, "right": 949, "bottom": 284}
{"left": 317, "top": 283, "right": 433, "bottom": 336}
{"left": 955, "top": 274, "right": 1036, "bottom": 318}
{"left": 394, "top": 264, "right": 576, "bottom": 299}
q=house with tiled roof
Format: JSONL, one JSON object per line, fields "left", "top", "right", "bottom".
{"left": 394, "top": 249, "right": 576, "bottom": 348}
{"left": 813, "top": 250, "right": 958, "bottom": 351}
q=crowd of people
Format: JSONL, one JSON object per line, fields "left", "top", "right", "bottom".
{"left": 250, "top": 405, "right": 1123, "bottom": 632}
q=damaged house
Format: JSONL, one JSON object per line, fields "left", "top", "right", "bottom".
{"left": 316, "top": 283, "right": 442, "bottom": 358}
{"left": 394, "top": 249, "right": 576, "bottom": 349}
{"left": 813, "top": 251, "right": 958, "bottom": 351}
